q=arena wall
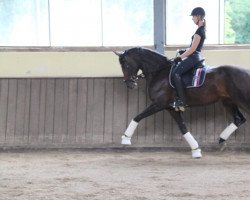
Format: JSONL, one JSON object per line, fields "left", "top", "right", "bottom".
{"left": 0, "top": 49, "right": 249, "bottom": 78}
{"left": 0, "top": 48, "right": 249, "bottom": 149}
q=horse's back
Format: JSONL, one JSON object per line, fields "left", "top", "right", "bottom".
{"left": 213, "top": 65, "right": 250, "bottom": 74}
{"left": 206, "top": 65, "right": 250, "bottom": 80}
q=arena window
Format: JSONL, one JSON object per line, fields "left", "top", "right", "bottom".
{"left": 0, "top": 0, "right": 153, "bottom": 47}
{"left": 165, "top": 0, "right": 250, "bottom": 45}
{"left": 0, "top": 0, "right": 249, "bottom": 48}
{"left": 166, "top": 0, "right": 221, "bottom": 45}
{"left": 0, "top": 0, "right": 49, "bottom": 46}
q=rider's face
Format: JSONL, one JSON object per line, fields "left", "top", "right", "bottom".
{"left": 192, "top": 15, "right": 199, "bottom": 25}
{"left": 192, "top": 15, "right": 202, "bottom": 25}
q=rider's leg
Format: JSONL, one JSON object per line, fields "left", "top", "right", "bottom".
{"left": 172, "top": 73, "right": 186, "bottom": 107}
{"left": 171, "top": 54, "right": 200, "bottom": 110}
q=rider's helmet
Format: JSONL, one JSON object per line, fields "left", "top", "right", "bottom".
{"left": 190, "top": 7, "right": 205, "bottom": 17}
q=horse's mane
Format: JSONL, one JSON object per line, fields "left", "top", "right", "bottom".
{"left": 125, "top": 47, "right": 169, "bottom": 61}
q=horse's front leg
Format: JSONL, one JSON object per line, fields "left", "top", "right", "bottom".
{"left": 169, "top": 110, "right": 202, "bottom": 158}
{"left": 121, "top": 103, "right": 164, "bottom": 145}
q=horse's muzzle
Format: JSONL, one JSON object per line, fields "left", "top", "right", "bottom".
{"left": 125, "top": 79, "right": 138, "bottom": 89}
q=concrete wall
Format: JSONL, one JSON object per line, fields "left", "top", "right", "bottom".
{"left": 0, "top": 48, "right": 249, "bottom": 78}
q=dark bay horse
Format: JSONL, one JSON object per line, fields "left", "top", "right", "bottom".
{"left": 115, "top": 47, "right": 250, "bottom": 158}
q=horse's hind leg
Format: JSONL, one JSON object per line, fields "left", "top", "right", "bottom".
{"left": 169, "top": 110, "right": 202, "bottom": 158}
{"left": 219, "top": 100, "right": 246, "bottom": 145}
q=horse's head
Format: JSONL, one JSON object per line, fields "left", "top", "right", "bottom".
{"left": 114, "top": 47, "right": 172, "bottom": 89}
{"left": 114, "top": 50, "right": 141, "bottom": 89}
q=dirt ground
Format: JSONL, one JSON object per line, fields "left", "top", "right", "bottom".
{"left": 1, "top": 149, "right": 250, "bottom": 200}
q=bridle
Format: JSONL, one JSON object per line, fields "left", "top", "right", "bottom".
{"left": 122, "top": 60, "right": 145, "bottom": 89}
{"left": 123, "top": 73, "right": 145, "bottom": 83}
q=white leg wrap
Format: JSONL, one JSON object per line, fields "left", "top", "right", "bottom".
{"left": 124, "top": 120, "right": 138, "bottom": 138}
{"left": 220, "top": 123, "right": 238, "bottom": 141}
{"left": 183, "top": 132, "right": 199, "bottom": 150}
{"left": 121, "top": 135, "right": 132, "bottom": 145}
{"left": 121, "top": 120, "right": 138, "bottom": 145}
{"left": 192, "top": 149, "right": 202, "bottom": 158}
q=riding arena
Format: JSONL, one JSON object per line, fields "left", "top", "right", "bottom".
{"left": 1, "top": 1, "right": 250, "bottom": 199}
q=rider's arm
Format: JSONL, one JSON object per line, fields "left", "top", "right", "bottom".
{"left": 179, "top": 34, "right": 201, "bottom": 59}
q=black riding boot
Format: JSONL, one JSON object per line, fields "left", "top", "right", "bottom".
{"left": 171, "top": 74, "right": 187, "bottom": 111}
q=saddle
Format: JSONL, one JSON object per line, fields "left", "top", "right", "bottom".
{"left": 169, "top": 59, "right": 208, "bottom": 88}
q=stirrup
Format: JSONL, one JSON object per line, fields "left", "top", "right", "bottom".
{"left": 170, "top": 99, "right": 186, "bottom": 112}
{"left": 176, "top": 105, "right": 186, "bottom": 112}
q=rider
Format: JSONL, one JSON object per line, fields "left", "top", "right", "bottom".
{"left": 171, "top": 7, "right": 206, "bottom": 111}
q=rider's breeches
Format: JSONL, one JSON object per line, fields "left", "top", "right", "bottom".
{"left": 172, "top": 52, "right": 202, "bottom": 77}
{"left": 171, "top": 52, "right": 202, "bottom": 104}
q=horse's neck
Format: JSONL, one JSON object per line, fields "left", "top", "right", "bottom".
{"left": 140, "top": 53, "right": 171, "bottom": 73}
{"left": 146, "top": 74, "right": 155, "bottom": 89}
{"left": 136, "top": 52, "right": 171, "bottom": 85}
{"left": 142, "top": 61, "right": 171, "bottom": 78}
{"left": 145, "top": 68, "right": 169, "bottom": 88}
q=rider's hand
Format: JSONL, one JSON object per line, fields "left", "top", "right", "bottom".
{"left": 178, "top": 49, "right": 186, "bottom": 55}
{"left": 173, "top": 56, "right": 182, "bottom": 63}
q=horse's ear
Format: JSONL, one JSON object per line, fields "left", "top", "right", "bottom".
{"left": 113, "top": 51, "right": 124, "bottom": 56}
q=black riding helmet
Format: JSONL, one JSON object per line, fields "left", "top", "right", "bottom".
{"left": 190, "top": 7, "right": 205, "bottom": 16}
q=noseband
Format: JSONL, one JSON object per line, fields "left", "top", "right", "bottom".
{"left": 123, "top": 73, "right": 145, "bottom": 84}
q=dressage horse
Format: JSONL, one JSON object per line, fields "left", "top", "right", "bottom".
{"left": 115, "top": 47, "right": 250, "bottom": 158}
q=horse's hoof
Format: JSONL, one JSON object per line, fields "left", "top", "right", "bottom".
{"left": 219, "top": 138, "right": 225, "bottom": 144}
{"left": 121, "top": 135, "right": 131, "bottom": 145}
{"left": 219, "top": 141, "right": 227, "bottom": 151}
{"left": 192, "top": 148, "right": 202, "bottom": 159}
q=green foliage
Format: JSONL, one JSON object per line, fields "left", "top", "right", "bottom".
{"left": 225, "top": 0, "right": 250, "bottom": 44}
{"left": 224, "top": 1, "right": 235, "bottom": 43}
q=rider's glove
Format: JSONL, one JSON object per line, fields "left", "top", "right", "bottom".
{"left": 173, "top": 56, "right": 182, "bottom": 63}
{"left": 178, "top": 49, "right": 186, "bottom": 55}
